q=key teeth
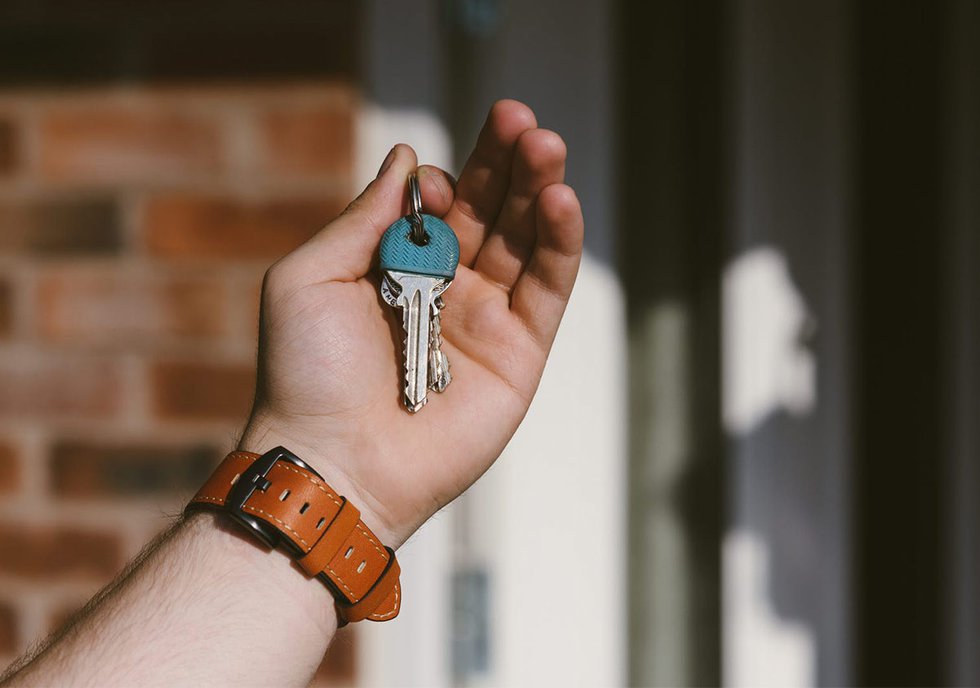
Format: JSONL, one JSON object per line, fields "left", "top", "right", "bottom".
{"left": 430, "top": 374, "right": 450, "bottom": 394}
{"left": 428, "top": 347, "right": 451, "bottom": 393}
{"left": 383, "top": 270, "right": 454, "bottom": 414}
{"left": 401, "top": 333, "right": 426, "bottom": 413}
{"left": 427, "top": 309, "right": 450, "bottom": 393}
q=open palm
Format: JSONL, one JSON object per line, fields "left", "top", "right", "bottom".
{"left": 239, "top": 101, "right": 583, "bottom": 547}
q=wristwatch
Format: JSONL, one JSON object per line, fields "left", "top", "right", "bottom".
{"left": 184, "top": 446, "right": 401, "bottom": 624}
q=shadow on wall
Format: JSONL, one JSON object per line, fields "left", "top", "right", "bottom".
{"left": 723, "top": 245, "right": 819, "bottom": 688}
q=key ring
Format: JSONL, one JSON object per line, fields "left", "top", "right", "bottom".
{"left": 408, "top": 172, "right": 429, "bottom": 245}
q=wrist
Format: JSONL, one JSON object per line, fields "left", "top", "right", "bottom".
{"left": 237, "top": 411, "right": 405, "bottom": 549}
{"left": 187, "top": 439, "right": 405, "bottom": 624}
{"left": 180, "top": 509, "right": 339, "bottom": 637}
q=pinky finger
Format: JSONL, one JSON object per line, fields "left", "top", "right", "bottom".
{"left": 510, "top": 183, "right": 584, "bottom": 346}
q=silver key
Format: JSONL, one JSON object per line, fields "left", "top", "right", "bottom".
{"left": 428, "top": 301, "right": 451, "bottom": 392}
{"left": 382, "top": 270, "right": 451, "bottom": 412}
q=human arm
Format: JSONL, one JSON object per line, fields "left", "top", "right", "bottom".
{"left": 0, "top": 99, "right": 583, "bottom": 687}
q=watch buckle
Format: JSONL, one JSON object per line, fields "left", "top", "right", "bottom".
{"left": 224, "top": 445, "right": 323, "bottom": 549}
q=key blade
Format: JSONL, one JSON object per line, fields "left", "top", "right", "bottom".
{"left": 400, "top": 286, "right": 429, "bottom": 412}
{"left": 428, "top": 310, "right": 452, "bottom": 393}
{"left": 391, "top": 272, "right": 442, "bottom": 413}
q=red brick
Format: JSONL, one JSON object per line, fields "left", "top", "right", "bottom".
{"left": 0, "top": 524, "right": 122, "bottom": 580}
{"left": 150, "top": 360, "right": 255, "bottom": 420}
{"left": 38, "top": 108, "right": 221, "bottom": 184}
{"left": 0, "top": 279, "right": 11, "bottom": 337}
{"left": 0, "top": 601, "right": 16, "bottom": 654}
{"left": 0, "top": 198, "right": 120, "bottom": 256}
{"left": 0, "top": 442, "right": 20, "bottom": 494}
{"left": 257, "top": 106, "right": 353, "bottom": 177}
{"left": 37, "top": 268, "right": 228, "bottom": 346}
{"left": 0, "top": 118, "right": 16, "bottom": 175}
{"left": 50, "top": 441, "right": 221, "bottom": 498}
{"left": 0, "top": 357, "right": 121, "bottom": 419}
{"left": 143, "top": 195, "right": 343, "bottom": 260}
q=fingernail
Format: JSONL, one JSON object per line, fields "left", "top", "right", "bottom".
{"left": 376, "top": 147, "right": 396, "bottom": 178}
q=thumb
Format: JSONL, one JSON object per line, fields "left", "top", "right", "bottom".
{"left": 294, "top": 143, "right": 419, "bottom": 282}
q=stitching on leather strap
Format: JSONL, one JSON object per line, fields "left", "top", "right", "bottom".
{"left": 325, "top": 564, "right": 357, "bottom": 598}
{"left": 275, "top": 464, "right": 343, "bottom": 508}
{"left": 368, "top": 584, "right": 400, "bottom": 620}
{"left": 194, "top": 495, "right": 225, "bottom": 506}
{"left": 274, "top": 463, "right": 387, "bottom": 564}
{"left": 353, "top": 523, "right": 386, "bottom": 558}
{"left": 242, "top": 505, "right": 310, "bottom": 547}
{"left": 298, "top": 497, "right": 359, "bottom": 577}
{"left": 343, "top": 547, "right": 399, "bottom": 619}
{"left": 265, "top": 462, "right": 387, "bottom": 562}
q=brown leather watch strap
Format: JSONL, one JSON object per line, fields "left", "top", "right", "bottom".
{"left": 184, "top": 448, "right": 401, "bottom": 624}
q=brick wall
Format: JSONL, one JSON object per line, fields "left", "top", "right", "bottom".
{"left": 0, "top": 83, "right": 357, "bottom": 684}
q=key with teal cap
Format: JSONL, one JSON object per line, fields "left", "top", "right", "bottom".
{"left": 379, "top": 173, "right": 460, "bottom": 413}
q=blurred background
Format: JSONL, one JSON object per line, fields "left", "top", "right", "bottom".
{"left": 0, "top": 1, "right": 976, "bottom": 686}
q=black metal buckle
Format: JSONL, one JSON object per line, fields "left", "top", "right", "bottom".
{"left": 224, "top": 445, "right": 324, "bottom": 549}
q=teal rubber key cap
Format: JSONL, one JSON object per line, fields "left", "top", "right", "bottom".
{"left": 379, "top": 214, "right": 459, "bottom": 279}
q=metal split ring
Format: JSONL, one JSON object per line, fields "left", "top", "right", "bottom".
{"left": 408, "top": 172, "right": 429, "bottom": 245}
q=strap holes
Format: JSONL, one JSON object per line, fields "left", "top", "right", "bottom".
{"left": 279, "top": 489, "right": 291, "bottom": 501}
{"left": 230, "top": 473, "right": 241, "bottom": 485}
{"left": 344, "top": 547, "right": 354, "bottom": 559}
{"left": 316, "top": 517, "right": 326, "bottom": 530}
{"left": 357, "top": 561, "right": 367, "bottom": 574}
{"left": 299, "top": 502, "right": 310, "bottom": 514}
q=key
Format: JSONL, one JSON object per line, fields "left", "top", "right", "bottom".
{"left": 383, "top": 271, "right": 449, "bottom": 411}
{"left": 428, "top": 302, "right": 452, "bottom": 392}
{"left": 379, "top": 173, "right": 460, "bottom": 413}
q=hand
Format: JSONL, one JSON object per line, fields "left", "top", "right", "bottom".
{"left": 239, "top": 100, "right": 583, "bottom": 548}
